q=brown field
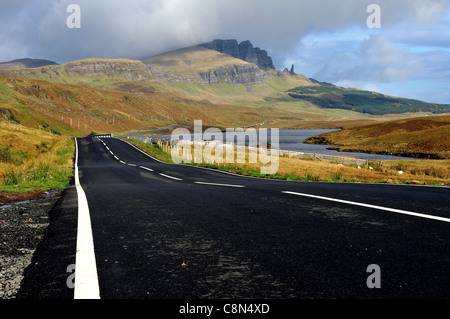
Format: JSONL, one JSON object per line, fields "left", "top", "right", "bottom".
{"left": 304, "top": 115, "right": 450, "bottom": 159}
{"left": 0, "top": 121, "right": 74, "bottom": 202}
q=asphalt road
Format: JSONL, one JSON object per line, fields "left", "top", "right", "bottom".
{"left": 17, "top": 136, "right": 450, "bottom": 302}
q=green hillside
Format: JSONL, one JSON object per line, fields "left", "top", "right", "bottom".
{"left": 287, "top": 85, "right": 450, "bottom": 115}
{"left": 1, "top": 40, "right": 449, "bottom": 125}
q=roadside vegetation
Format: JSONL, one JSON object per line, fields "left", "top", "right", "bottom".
{"left": 127, "top": 138, "right": 450, "bottom": 186}
{"left": 0, "top": 121, "right": 74, "bottom": 201}
{"left": 304, "top": 115, "right": 450, "bottom": 160}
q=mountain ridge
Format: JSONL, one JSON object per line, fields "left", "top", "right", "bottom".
{"left": 198, "top": 39, "right": 275, "bottom": 70}
{"left": 0, "top": 39, "right": 449, "bottom": 119}
{"left": 0, "top": 58, "right": 58, "bottom": 70}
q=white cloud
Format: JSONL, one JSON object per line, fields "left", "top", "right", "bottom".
{"left": 2, "top": 0, "right": 447, "bottom": 63}
{"left": 0, "top": 0, "right": 449, "bottom": 103}
{"left": 412, "top": 0, "right": 446, "bottom": 22}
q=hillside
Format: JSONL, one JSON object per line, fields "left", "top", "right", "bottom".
{"left": 0, "top": 58, "right": 168, "bottom": 94}
{"left": 303, "top": 115, "right": 450, "bottom": 159}
{"left": 0, "top": 76, "right": 310, "bottom": 136}
{"left": 0, "top": 58, "right": 58, "bottom": 70}
{"left": 140, "top": 44, "right": 329, "bottom": 118}
{"left": 141, "top": 46, "right": 266, "bottom": 87}
{"left": 0, "top": 120, "right": 74, "bottom": 197}
{"left": 0, "top": 39, "right": 448, "bottom": 126}
{"left": 287, "top": 85, "right": 450, "bottom": 115}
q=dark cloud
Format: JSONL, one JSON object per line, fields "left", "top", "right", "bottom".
{"left": 0, "top": 0, "right": 449, "bottom": 102}
{"left": 1, "top": 0, "right": 445, "bottom": 63}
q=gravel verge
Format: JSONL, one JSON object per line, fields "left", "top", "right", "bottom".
{"left": 0, "top": 191, "right": 61, "bottom": 299}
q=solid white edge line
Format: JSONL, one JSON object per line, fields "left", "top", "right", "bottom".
{"left": 160, "top": 173, "right": 183, "bottom": 181}
{"left": 282, "top": 191, "right": 450, "bottom": 223}
{"left": 195, "top": 181, "right": 245, "bottom": 188}
{"left": 74, "top": 138, "right": 100, "bottom": 299}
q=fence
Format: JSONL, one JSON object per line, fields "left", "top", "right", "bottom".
{"left": 136, "top": 136, "right": 370, "bottom": 167}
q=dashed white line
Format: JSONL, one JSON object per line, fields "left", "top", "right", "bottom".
{"left": 139, "top": 166, "right": 154, "bottom": 172}
{"left": 282, "top": 191, "right": 450, "bottom": 223}
{"left": 160, "top": 173, "right": 183, "bottom": 181}
{"left": 120, "top": 160, "right": 127, "bottom": 165}
{"left": 195, "top": 181, "right": 245, "bottom": 188}
{"left": 74, "top": 138, "right": 100, "bottom": 299}
{"left": 127, "top": 163, "right": 137, "bottom": 167}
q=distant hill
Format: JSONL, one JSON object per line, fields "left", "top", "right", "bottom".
{"left": 0, "top": 58, "right": 58, "bottom": 70}
{"left": 287, "top": 85, "right": 450, "bottom": 115}
{"left": 304, "top": 115, "right": 450, "bottom": 159}
{"left": 0, "top": 58, "right": 172, "bottom": 95}
{"left": 141, "top": 45, "right": 266, "bottom": 87}
{"left": 0, "top": 40, "right": 449, "bottom": 123}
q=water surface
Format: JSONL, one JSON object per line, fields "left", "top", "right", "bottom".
{"left": 137, "top": 129, "right": 415, "bottom": 161}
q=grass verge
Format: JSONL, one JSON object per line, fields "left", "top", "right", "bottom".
{"left": 126, "top": 139, "right": 449, "bottom": 186}
{"left": 0, "top": 122, "right": 74, "bottom": 199}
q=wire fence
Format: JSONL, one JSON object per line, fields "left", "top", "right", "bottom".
{"left": 135, "top": 136, "right": 370, "bottom": 167}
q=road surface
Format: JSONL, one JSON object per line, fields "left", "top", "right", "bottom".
{"left": 17, "top": 136, "right": 450, "bottom": 302}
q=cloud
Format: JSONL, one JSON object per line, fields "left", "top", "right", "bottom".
{"left": 0, "top": 0, "right": 449, "bottom": 103}
{"left": 1, "top": 0, "right": 447, "bottom": 63}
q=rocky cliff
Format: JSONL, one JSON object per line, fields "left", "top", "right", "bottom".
{"left": 141, "top": 45, "right": 268, "bottom": 87}
{"left": 0, "top": 59, "right": 156, "bottom": 83}
{"left": 199, "top": 64, "right": 266, "bottom": 87}
{"left": 199, "top": 39, "right": 275, "bottom": 70}
{"left": 49, "top": 59, "right": 155, "bottom": 81}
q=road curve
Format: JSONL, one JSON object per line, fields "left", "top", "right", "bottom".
{"left": 17, "top": 136, "right": 450, "bottom": 301}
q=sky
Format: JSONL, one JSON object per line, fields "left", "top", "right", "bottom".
{"left": 0, "top": 0, "right": 449, "bottom": 104}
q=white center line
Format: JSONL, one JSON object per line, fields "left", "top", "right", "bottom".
{"left": 139, "top": 166, "right": 154, "bottom": 172}
{"left": 127, "top": 163, "right": 137, "bottom": 167}
{"left": 120, "top": 160, "right": 127, "bottom": 165}
{"left": 282, "top": 191, "right": 450, "bottom": 223}
{"left": 160, "top": 173, "right": 183, "bottom": 181}
{"left": 195, "top": 181, "right": 245, "bottom": 188}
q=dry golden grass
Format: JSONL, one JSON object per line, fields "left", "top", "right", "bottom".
{"left": 0, "top": 121, "right": 74, "bottom": 192}
{"left": 307, "top": 115, "right": 450, "bottom": 159}
{"left": 166, "top": 140, "right": 450, "bottom": 186}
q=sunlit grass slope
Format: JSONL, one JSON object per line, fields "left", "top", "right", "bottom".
{"left": 0, "top": 121, "right": 74, "bottom": 194}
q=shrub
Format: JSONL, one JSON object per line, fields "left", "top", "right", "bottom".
{"left": 0, "top": 146, "right": 14, "bottom": 163}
